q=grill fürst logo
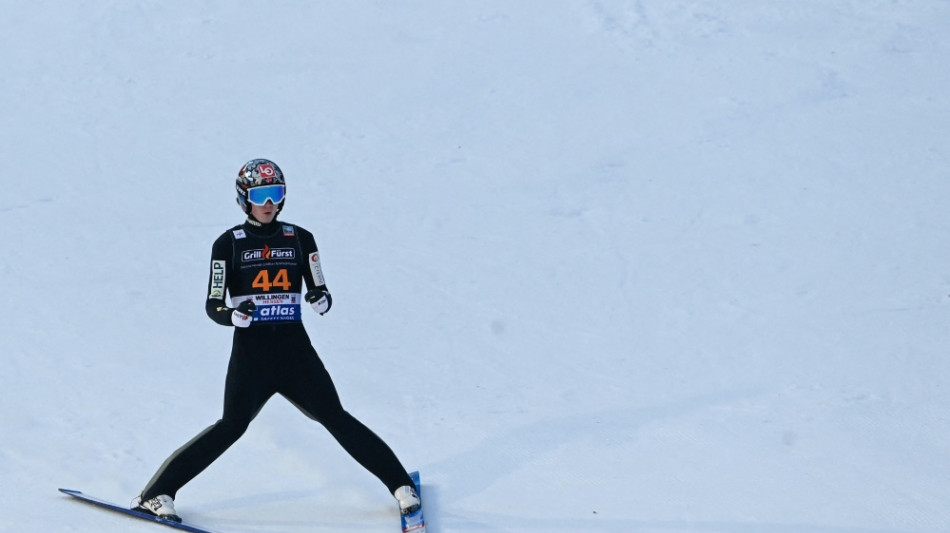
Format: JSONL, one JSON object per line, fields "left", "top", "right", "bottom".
{"left": 242, "top": 245, "right": 295, "bottom": 262}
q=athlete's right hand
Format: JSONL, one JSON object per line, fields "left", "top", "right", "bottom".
{"left": 231, "top": 300, "right": 256, "bottom": 328}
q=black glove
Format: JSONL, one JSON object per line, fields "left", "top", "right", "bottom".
{"left": 305, "top": 289, "right": 332, "bottom": 315}
{"left": 231, "top": 300, "right": 257, "bottom": 327}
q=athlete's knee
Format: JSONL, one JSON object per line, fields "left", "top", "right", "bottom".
{"left": 215, "top": 417, "right": 251, "bottom": 441}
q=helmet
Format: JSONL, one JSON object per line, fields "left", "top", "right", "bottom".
{"left": 235, "top": 158, "right": 286, "bottom": 214}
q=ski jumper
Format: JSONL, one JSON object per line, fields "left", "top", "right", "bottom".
{"left": 141, "top": 218, "right": 413, "bottom": 500}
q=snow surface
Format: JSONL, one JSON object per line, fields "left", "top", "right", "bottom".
{"left": 2, "top": 1, "right": 950, "bottom": 532}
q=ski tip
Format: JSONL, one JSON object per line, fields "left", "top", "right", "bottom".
{"left": 59, "top": 488, "right": 81, "bottom": 495}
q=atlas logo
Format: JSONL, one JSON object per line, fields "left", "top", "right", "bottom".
{"left": 258, "top": 305, "right": 297, "bottom": 318}
{"left": 242, "top": 245, "right": 295, "bottom": 262}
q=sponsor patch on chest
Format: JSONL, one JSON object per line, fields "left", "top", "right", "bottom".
{"left": 242, "top": 245, "right": 295, "bottom": 262}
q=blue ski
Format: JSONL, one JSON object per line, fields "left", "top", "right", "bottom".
{"left": 59, "top": 489, "right": 216, "bottom": 533}
{"left": 400, "top": 471, "right": 427, "bottom": 533}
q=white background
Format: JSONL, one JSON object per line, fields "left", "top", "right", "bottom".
{"left": 2, "top": 2, "right": 949, "bottom": 532}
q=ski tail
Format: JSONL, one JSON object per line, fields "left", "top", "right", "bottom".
{"left": 59, "top": 489, "right": 215, "bottom": 533}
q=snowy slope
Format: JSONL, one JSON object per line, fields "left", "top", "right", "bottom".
{"left": 2, "top": 1, "right": 950, "bottom": 532}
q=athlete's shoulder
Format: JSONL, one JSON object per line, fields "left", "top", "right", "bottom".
{"left": 287, "top": 221, "right": 312, "bottom": 234}
{"left": 271, "top": 220, "right": 310, "bottom": 237}
{"left": 214, "top": 224, "right": 249, "bottom": 241}
{"left": 210, "top": 224, "right": 244, "bottom": 256}
{"left": 277, "top": 221, "right": 319, "bottom": 254}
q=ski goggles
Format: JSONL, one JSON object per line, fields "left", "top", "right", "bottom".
{"left": 247, "top": 184, "right": 285, "bottom": 206}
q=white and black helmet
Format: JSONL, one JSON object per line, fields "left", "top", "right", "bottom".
{"left": 235, "top": 158, "right": 286, "bottom": 214}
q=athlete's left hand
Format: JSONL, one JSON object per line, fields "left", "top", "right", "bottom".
{"left": 306, "top": 289, "right": 332, "bottom": 315}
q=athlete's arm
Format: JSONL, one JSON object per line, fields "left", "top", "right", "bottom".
{"left": 298, "top": 227, "right": 328, "bottom": 293}
{"left": 298, "top": 227, "right": 332, "bottom": 315}
{"left": 205, "top": 232, "right": 236, "bottom": 326}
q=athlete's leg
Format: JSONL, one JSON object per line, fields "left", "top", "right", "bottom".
{"left": 277, "top": 335, "right": 413, "bottom": 493}
{"left": 141, "top": 333, "right": 273, "bottom": 499}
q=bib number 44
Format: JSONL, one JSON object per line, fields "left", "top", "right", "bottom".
{"left": 252, "top": 269, "right": 292, "bottom": 292}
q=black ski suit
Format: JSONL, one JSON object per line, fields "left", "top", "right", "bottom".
{"left": 141, "top": 217, "right": 413, "bottom": 500}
